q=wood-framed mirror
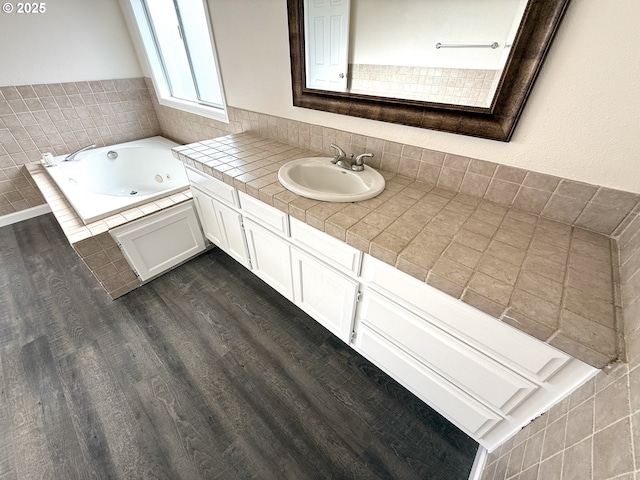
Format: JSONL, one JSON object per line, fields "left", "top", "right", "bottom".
{"left": 287, "top": 0, "right": 571, "bottom": 142}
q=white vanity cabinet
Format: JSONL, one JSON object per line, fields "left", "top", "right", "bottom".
{"left": 355, "top": 321, "right": 501, "bottom": 438}
{"left": 359, "top": 289, "right": 536, "bottom": 416}
{"left": 355, "top": 255, "right": 597, "bottom": 451}
{"left": 184, "top": 163, "right": 598, "bottom": 453}
{"left": 289, "top": 218, "right": 362, "bottom": 343}
{"left": 238, "top": 191, "right": 294, "bottom": 301}
{"left": 187, "top": 167, "right": 249, "bottom": 268}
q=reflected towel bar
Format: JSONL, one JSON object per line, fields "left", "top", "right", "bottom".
{"left": 436, "top": 42, "right": 499, "bottom": 49}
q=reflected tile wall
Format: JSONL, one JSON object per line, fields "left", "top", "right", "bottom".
{"left": 0, "top": 78, "right": 161, "bottom": 216}
{"left": 350, "top": 64, "right": 500, "bottom": 108}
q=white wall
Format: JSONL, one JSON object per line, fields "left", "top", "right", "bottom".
{"left": 0, "top": 0, "right": 142, "bottom": 86}
{"left": 208, "top": 0, "right": 640, "bottom": 194}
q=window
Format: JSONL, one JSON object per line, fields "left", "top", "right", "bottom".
{"left": 127, "top": 0, "right": 227, "bottom": 121}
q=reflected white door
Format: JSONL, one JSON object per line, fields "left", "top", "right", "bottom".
{"left": 304, "top": 0, "right": 350, "bottom": 91}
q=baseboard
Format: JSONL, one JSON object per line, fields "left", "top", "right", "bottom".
{"left": 468, "top": 446, "right": 488, "bottom": 480}
{"left": 0, "top": 204, "right": 52, "bottom": 228}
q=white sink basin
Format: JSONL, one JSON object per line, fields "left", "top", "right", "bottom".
{"left": 278, "top": 157, "right": 385, "bottom": 202}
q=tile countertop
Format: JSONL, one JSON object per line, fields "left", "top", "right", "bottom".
{"left": 173, "top": 133, "right": 621, "bottom": 369}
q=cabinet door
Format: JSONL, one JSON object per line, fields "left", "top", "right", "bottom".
{"left": 244, "top": 218, "right": 293, "bottom": 300}
{"left": 192, "top": 187, "right": 224, "bottom": 245}
{"left": 291, "top": 247, "right": 359, "bottom": 343}
{"left": 110, "top": 201, "right": 206, "bottom": 282}
{"left": 191, "top": 185, "right": 249, "bottom": 267}
{"left": 215, "top": 201, "right": 249, "bottom": 268}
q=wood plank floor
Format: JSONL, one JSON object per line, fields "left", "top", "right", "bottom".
{"left": 0, "top": 214, "right": 478, "bottom": 480}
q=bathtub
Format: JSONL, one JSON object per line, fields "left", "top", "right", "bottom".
{"left": 45, "top": 137, "right": 189, "bottom": 224}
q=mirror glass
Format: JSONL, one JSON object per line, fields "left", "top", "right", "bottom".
{"left": 305, "top": 0, "right": 529, "bottom": 108}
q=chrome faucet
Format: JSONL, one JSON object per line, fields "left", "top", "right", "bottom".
{"left": 330, "top": 143, "right": 354, "bottom": 170}
{"left": 351, "top": 153, "right": 373, "bottom": 172}
{"left": 64, "top": 143, "right": 96, "bottom": 162}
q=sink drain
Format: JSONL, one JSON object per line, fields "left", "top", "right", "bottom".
{"left": 130, "top": 190, "right": 138, "bottom": 195}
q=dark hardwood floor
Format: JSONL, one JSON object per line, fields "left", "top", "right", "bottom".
{"left": 0, "top": 213, "right": 478, "bottom": 479}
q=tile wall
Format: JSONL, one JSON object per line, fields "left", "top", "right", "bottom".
{"left": 148, "top": 78, "right": 243, "bottom": 144}
{"left": 0, "top": 78, "right": 160, "bottom": 216}
{"left": 620, "top": 210, "right": 640, "bottom": 348}
{"left": 350, "top": 64, "right": 500, "bottom": 107}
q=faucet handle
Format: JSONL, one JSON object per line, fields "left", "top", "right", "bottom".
{"left": 352, "top": 153, "right": 373, "bottom": 171}
{"left": 330, "top": 143, "right": 346, "bottom": 163}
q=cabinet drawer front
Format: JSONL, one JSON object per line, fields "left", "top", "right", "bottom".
{"left": 361, "top": 290, "right": 536, "bottom": 415}
{"left": 290, "top": 217, "right": 362, "bottom": 275}
{"left": 355, "top": 324, "right": 500, "bottom": 441}
{"left": 361, "top": 255, "right": 570, "bottom": 382}
{"left": 186, "top": 166, "right": 238, "bottom": 207}
{"left": 238, "top": 191, "right": 289, "bottom": 235}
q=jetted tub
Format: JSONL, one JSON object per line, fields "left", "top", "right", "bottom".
{"left": 45, "top": 137, "right": 189, "bottom": 224}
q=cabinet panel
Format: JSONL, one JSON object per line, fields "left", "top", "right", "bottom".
{"left": 244, "top": 218, "right": 293, "bottom": 300}
{"left": 355, "top": 324, "right": 501, "bottom": 439}
{"left": 361, "top": 255, "right": 570, "bottom": 382}
{"left": 291, "top": 247, "right": 359, "bottom": 343}
{"left": 215, "top": 201, "right": 249, "bottom": 267}
{"left": 192, "top": 187, "right": 223, "bottom": 245}
{"left": 238, "top": 191, "right": 289, "bottom": 235}
{"left": 186, "top": 166, "right": 238, "bottom": 207}
{"left": 191, "top": 185, "right": 249, "bottom": 267}
{"left": 290, "top": 218, "right": 361, "bottom": 275}
{"left": 361, "top": 290, "right": 536, "bottom": 415}
{"left": 110, "top": 201, "right": 205, "bottom": 282}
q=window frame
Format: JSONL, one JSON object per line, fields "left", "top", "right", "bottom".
{"left": 124, "top": 0, "right": 229, "bottom": 123}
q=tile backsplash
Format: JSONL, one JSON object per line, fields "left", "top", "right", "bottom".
{"left": 149, "top": 99, "right": 639, "bottom": 237}
{"left": 0, "top": 78, "right": 160, "bottom": 216}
